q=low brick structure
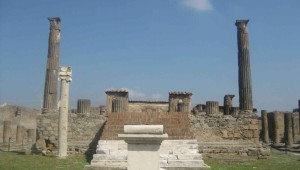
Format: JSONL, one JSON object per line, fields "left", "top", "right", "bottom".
{"left": 100, "top": 112, "right": 194, "bottom": 140}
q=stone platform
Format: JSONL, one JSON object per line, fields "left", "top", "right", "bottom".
{"left": 89, "top": 140, "right": 210, "bottom": 169}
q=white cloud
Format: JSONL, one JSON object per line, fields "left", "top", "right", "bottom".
{"left": 120, "top": 88, "right": 146, "bottom": 100}
{"left": 181, "top": 0, "right": 213, "bottom": 12}
{"left": 107, "top": 87, "right": 164, "bottom": 101}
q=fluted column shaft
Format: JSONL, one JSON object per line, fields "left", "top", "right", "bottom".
{"left": 261, "top": 110, "right": 269, "bottom": 143}
{"left": 77, "top": 99, "right": 91, "bottom": 113}
{"left": 236, "top": 20, "right": 253, "bottom": 112}
{"left": 206, "top": 101, "right": 219, "bottom": 115}
{"left": 43, "top": 17, "right": 61, "bottom": 112}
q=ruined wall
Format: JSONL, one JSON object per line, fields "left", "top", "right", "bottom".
{"left": 128, "top": 101, "right": 169, "bottom": 113}
{"left": 189, "top": 112, "right": 259, "bottom": 143}
{"left": 0, "top": 105, "right": 38, "bottom": 145}
{"left": 36, "top": 112, "right": 107, "bottom": 153}
{"left": 100, "top": 112, "right": 194, "bottom": 140}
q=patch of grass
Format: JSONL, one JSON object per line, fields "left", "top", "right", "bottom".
{"left": 0, "top": 152, "right": 88, "bottom": 170}
{"left": 1, "top": 151, "right": 300, "bottom": 170}
{"left": 203, "top": 152, "right": 300, "bottom": 170}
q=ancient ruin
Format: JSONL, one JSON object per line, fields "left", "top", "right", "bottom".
{"left": 1, "top": 18, "right": 300, "bottom": 169}
{"left": 236, "top": 20, "right": 253, "bottom": 112}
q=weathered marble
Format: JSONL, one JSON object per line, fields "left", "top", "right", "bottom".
{"left": 58, "top": 66, "right": 72, "bottom": 158}
{"left": 124, "top": 125, "right": 163, "bottom": 134}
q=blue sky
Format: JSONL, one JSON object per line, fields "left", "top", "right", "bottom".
{"left": 0, "top": 0, "right": 299, "bottom": 112}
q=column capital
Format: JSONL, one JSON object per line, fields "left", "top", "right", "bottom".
{"left": 59, "top": 66, "right": 72, "bottom": 82}
{"left": 235, "top": 20, "right": 249, "bottom": 33}
{"left": 48, "top": 17, "right": 61, "bottom": 30}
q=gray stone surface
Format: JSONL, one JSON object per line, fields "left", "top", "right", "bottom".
{"left": 261, "top": 110, "right": 269, "bottom": 143}
{"left": 205, "top": 101, "right": 219, "bottom": 115}
{"left": 42, "top": 17, "right": 61, "bottom": 113}
{"left": 235, "top": 20, "right": 253, "bottom": 112}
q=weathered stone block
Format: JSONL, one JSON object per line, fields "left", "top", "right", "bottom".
{"left": 177, "top": 154, "right": 202, "bottom": 160}
{"left": 167, "top": 160, "right": 204, "bottom": 166}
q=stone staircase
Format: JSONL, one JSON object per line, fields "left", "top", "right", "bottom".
{"left": 89, "top": 140, "right": 211, "bottom": 169}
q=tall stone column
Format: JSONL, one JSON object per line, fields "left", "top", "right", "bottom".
{"left": 77, "top": 99, "right": 91, "bottom": 114}
{"left": 261, "top": 110, "right": 269, "bottom": 143}
{"left": 284, "top": 113, "right": 293, "bottom": 146}
{"left": 58, "top": 66, "right": 72, "bottom": 158}
{"left": 206, "top": 101, "right": 219, "bottom": 115}
{"left": 3, "top": 121, "right": 12, "bottom": 144}
{"left": 273, "top": 112, "right": 281, "bottom": 145}
{"left": 235, "top": 20, "right": 253, "bottom": 112}
{"left": 16, "top": 125, "right": 24, "bottom": 144}
{"left": 42, "top": 17, "right": 61, "bottom": 114}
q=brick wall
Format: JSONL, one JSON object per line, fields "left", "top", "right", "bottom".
{"left": 100, "top": 112, "right": 194, "bottom": 140}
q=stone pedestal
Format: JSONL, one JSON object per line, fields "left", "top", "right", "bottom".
{"left": 261, "top": 110, "right": 269, "bottom": 143}
{"left": 16, "top": 125, "right": 24, "bottom": 144}
{"left": 235, "top": 20, "right": 253, "bottom": 112}
{"left": 206, "top": 101, "right": 219, "bottom": 115}
{"left": 119, "top": 125, "right": 168, "bottom": 170}
{"left": 58, "top": 66, "right": 72, "bottom": 158}
{"left": 3, "top": 121, "right": 12, "bottom": 144}
{"left": 284, "top": 113, "right": 293, "bottom": 146}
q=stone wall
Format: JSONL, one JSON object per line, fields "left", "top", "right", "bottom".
{"left": 189, "top": 112, "right": 259, "bottom": 143}
{"left": 100, "top": 112, "right": 194, "bottom": 140}
{"left": 36, "top": 112, "right": 107, "bottom": 154}
{"left": 0, "top": 104, "right": 38, "bottom": 146}
{"left": 128, "top": 101, "right": 169, "bottom": 113}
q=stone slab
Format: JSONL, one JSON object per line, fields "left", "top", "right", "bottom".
{"left": 124, "top": 125, "right": 163, "bottom": 134}
{"left": 118, "top": 134, "right": 168, "bottom": 144}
